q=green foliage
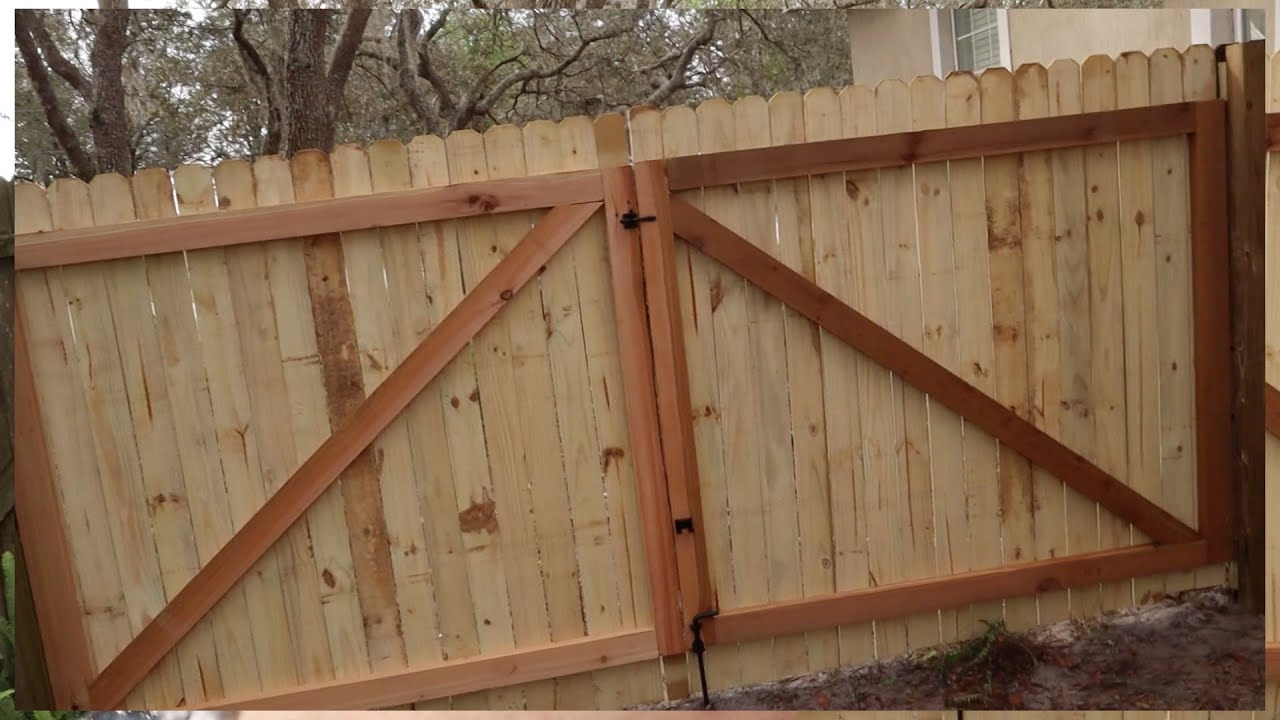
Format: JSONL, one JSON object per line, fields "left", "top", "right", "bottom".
{"left": 0, "top": 552, "right": 78, "bottom": 720}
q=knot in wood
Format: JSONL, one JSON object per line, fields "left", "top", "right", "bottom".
{"left": 500, "top": 289, "right": 514, "bottom": 301}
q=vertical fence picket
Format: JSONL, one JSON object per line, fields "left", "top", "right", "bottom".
{"left": 774, "top": 88, "right": 840, "bottom": 674}
{"left": 911, "top": 74, "right": 967, "bottom": 644}
{"left": 837, "top": 82, "right": 901, "bottom": 664}
{"left": 944, "top": 70, "right": 1004, "bottom": 636}
{"left": 1046, "top": 59, "right": 1102, "bottom": 619}
{"left": 402, "top": 133, "right": 497, "bottom": 711}
{"left": 1115, "top": 51, "right": 1164, "bottom": 605}
{"left": 1080, "top": 54, "right": 1135, "bottom": 614}
{"left": 13, "top": 183, "right": 131, "bottom": 691}
{"left": 129, "top": 167, "right": 225, "bottom": 705}
{"left": 876, "top": 77, "right": 939, "bottom": 652}
{"left": 978, "top": 67, "right": 1039, "bottom": 631}
{"left": 331, "top": 143, "right": 437, "bottom": 676}
{"left": 1149, "top": 48, "right": 1198, "bottom": 596}
{"left": 1267, "top": 53, "right": 1280, "bottom": 702}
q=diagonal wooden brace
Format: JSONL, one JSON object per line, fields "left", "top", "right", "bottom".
{"left": 86, "top": 201, "right": 602, "bottom": 709}
{"left": 667, "top": 193, "right": 1199, "bottom": 548}
{"left": 1267, "top": 384, "right": 1280, "bottom": 439}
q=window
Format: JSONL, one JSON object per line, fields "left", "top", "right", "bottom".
{"left": 1243, "top": 8, "right": 1266, "bottom": 41}
{"left": 953, "top": 9, "right": 1003, "bottom": 72}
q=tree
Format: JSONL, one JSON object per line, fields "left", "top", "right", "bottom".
{"left": 15, "top": 7, "right": 131, "bottom": 179}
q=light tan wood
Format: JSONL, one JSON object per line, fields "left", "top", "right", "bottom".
{"left": 877, "top": 77, "right": 938, "bottom": 653}
{"left": 13, "top": 299, "right": 95, "bottom": 709}
{"left": 838, "top": 82, "right": 908, "bottom": 662}
{"left": 169, "top": 164, "right": 265, "bottom": 701}
{"left": 669, "top": 198, "right": 1198, "bottom": 548}
{"left": 944, "top": 71, "right": 1004, "bottom": 636}
{"left": 127, "top": 168, "right": 225, "bottom": 705}
{"left": 1015, "top": 63, "right": 1070, "bottom": 626}
{"left": 666, "top": 102, "right": 1205, "bottom": 190}
{"left": 1116, "top": 53, "right": 1164, "bottom": 606}
{"left": 911, "top": 74, "right": 966, "bottom": 643}
{"left": 14, "top": 170, "right": 602, "bottom": 269}
{"left": 979, "top": 67, "right": 1039, "bottom": 632}
{"left": 1082, "top": 53, "right": 1136, "bottom": 614}
{"left": 199, "top": 630, "right": 657, "bottom": 709}
{"left": 780, "top": 87, "right": 840, "bottom": 672}
{"left": 1047, "top": 59, "right": 1104, "bottom": 618}
{"left": 1149, "top": 48, "right": 1198, "bottom": 595}
{"left": 707, "top": 542, "right": 1208, "bottom": 646}
{"left": 86, "top": 201, "right": 600, "bottom": 709}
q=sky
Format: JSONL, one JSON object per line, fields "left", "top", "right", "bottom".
{"left": 2, "top": 0, "right": 175, "bottom": 180}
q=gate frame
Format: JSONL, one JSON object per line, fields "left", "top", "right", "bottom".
{"left": 14, "top": 98, "right": 1238, "bottom": 710}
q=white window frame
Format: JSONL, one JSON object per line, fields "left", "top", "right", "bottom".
{"left": 1190, "top": 8, "right": 1212, "bottom": 46}
{"left": 931, "top": 8, "right": 1011, "bottom": 76}
{"left": 1234, "top": 7, "right": 1267, "bottom": 42}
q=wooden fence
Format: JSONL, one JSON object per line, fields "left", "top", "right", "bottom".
{"left": 12, "top": 46, "right": 1247, "bottom": 711}
{"left": 1263, "top": 49, "right": 1280, "bottom": 708}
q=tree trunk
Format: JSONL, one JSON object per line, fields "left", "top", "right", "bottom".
{"left": 284, "top": 10, "right": 338, "bottom": 154}
{"left": 14, "top": 12, "right": 96, "bottom": 180}
{"left": 87, "top": 9, "right": 133, "bottom": 175}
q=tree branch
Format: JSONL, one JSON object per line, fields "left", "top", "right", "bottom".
{"left": 643, "top": 13, "right": 719, "bottom": 106}
{"left": 15, "top": 12, "right": 96, "bottom": 180}
{"left": 328, "top": 7, "right": 373, "bottom": 93}
{"left": 413, "top": 8, "right": 458, "bottom": 117}
{"left": 395, "top": 10, "right": 442, "bottom": 134}
{"left": 17, "top": 11, "right": 93, "bottom": 98}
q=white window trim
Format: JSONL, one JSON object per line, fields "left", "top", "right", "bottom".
{"left": 1190, "top": 8, "right": 1212, "bottom": 46}
{"left": 1234, "top": 8, "right": 1245, "bottom": 42}
{"left": 933, "top": 8, "right": 1012, "bottom": 75}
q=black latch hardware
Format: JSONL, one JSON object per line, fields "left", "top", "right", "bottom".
{"left": 690, "top": 608, "right": 720, "bottom": 708}
{"left": 620, "top": 211, "right": 657, "bottom": 229}
{"left": 674, "top": 517, "right": 694, "bottom": 534}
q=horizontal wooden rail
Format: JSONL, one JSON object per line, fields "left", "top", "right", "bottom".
{"left": 1266, "top": 112, "right": 1280, "bottom": 151}
{"left": 194, "top": 629, "right": 658, "bottom": 709}
{"left": 669, "top": 195, "right": 1199, "bottom": 546}
{"left": 13, "top": 170, "right": 602, "bottom": 269}
{"left": 667, "top": 100, "right": 1208, "bottom": 189}
{"left": 1266, "top": 383, "right": 1280, "bottom": 438}
{"left": 706, "top": 541, "right": 1208, "bottom": 645}
{"left": 86, "top": 202, "right": 602, "bottom": 709}
{"left": 1267, "top": 643, "right": 1280, "bottom": 679}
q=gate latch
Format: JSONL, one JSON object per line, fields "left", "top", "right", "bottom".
{"left": 690, "top": 608, "right": 720, "bottom": 708}
{"left": 620, "top": 211, "right": 656, "bottom": 229}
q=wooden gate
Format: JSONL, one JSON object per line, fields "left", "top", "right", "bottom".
{"left": 15, "top": 49, "right": 1243, "bottom": 711}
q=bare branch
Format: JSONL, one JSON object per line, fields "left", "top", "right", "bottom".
{"left": 17, "top": 11, "right": 93, "bottom": 98}
{"left": 643, "top": 13, "right": 719, "bottom": 106}
{"left": 15, "top": 12, "right": 96, "bottom": 180}
{"left": 328, "top": 7, "right": 373, "bottom": 92}
{"left": 395, "top": 10, "right": 442, "bottom": 134}
{"left": 413, "top": 8, "right": 458, "bottom": 117}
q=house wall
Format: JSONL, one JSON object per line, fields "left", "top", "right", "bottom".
{"left": 1005, "top": 9, "right": 1192, "bottom": 67}
{"left": 845, "top": 10, "right": 936, "bottom": 85}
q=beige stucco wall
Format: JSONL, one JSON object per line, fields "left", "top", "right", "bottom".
{"left": 1006, "top": 9, "right": 1192, "bottom": 67}
{"left": 846, "top": 10, "right": 936, "bottom": 86}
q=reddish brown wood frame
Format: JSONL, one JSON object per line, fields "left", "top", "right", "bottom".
{"left": 14, "top": 99, "right": 1237, "bottom": 710}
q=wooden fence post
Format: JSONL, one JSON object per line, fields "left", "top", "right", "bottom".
{"left": 1221, "top": 41, "right": 1266, "bottom": 612}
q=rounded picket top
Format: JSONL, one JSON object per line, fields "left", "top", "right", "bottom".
{"left": 406, "top": 134, "right": 450, "bottom": 188}
{"left": 88, "top": 172, "right": 138, "bottom": 225}
{"left": 559, "top": 115, "right": 603, "bottom": 170}
{"left": 732, "top": 94, "right": 771, "bottom": 149}
{"left": 173, "top": 164, "right": 217, "bottom": 214}
{"left": 1181, "top": 45, "right": 1217, "bottom": 102}
{"left": 944, "top": 71, "right": 982, "bottom": 128}
{"left": 838, "top": 83, "right": 876, "bottom": 138}
{"left": 767, "top": 90, "right": 805, "bottom": 146}
{"left": 1150, "top": 48, "right": 1186, "bottom": 106}
{"left": 660, "top": 104, "right": 699, "bottom": 158}
{"left": 443, "top": 128, "right": 487, "bottom": 182}
{"left": 13, "top": 181, "right": 53, "bottom": 234}
{"left": 252, "top": 154, "right": 297, "bottom": 206}
{"left": 211, "top": 158, "right": 256, "bottom": 210}
{"left": 909, "top": 74, "right": 947, "bottom": 130}
{"left": 803, "top": 86, "right": 842, "bottom": 142}
{"left": 289, "top": 148, "right": 335, "bottom": 201}
{"left": 367, "top": 139, "right": 412, "bottom": 193}
{"left": 330, "top": 144, "right": 375, "bottom": 198}
{"left": 131, "top": 167, "right": 179, "bottom": 220}
{"left": 695, "top": 97, "right": 735, "bottom": 154}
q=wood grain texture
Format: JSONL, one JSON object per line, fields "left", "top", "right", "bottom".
{"left": 200, "top": 630, "right": 657, "bottom": 710}
{"left": 706, "top": 542, "right": 1209, "bottom": 646}
{"left": 1266, "top": 385, "right": 1279, "bottom": 438}
{"left": 13, "top": 308, "right": 94, "bottom": 709}
{"left": 14, "top": 170, "right": 602, "bottom": 269}
{"left": 669, "top": 198, "right": 1198, "bottom": 547}
{"left": 666, "top": 102, "right": 1206, "bottom": 190}
{"left": 86, "top": 202, "right": 600, "bottom": 709}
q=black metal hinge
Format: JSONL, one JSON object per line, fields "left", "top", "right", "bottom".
{"left": 620, "top": 210, "right": 656, "bottom": 229}
{"left": 674, "top": 517, "right": 694, "bottom": 534}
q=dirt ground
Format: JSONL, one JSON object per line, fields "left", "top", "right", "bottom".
{"left": 638, "top": 587, "right": 1264, "bottom": 711}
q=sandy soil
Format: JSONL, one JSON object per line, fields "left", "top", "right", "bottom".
{"left": 638, "top": 588, "right": 1264, "bottom": 711}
